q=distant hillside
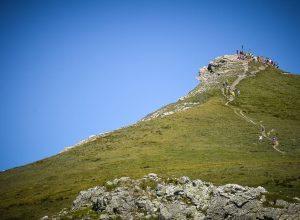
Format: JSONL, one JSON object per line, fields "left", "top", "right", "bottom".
{"left": 0, "top": 55, "right": 300, "bottom": 220}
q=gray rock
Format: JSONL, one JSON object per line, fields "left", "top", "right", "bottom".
{"left": 136, "top": 197, "right": 157, "bottom": 214}
{"left": 156, "top": 184, "right": 166, "bottom": 197}
{"left": 72, "top": 186, "right": 105, "bottom": 210}
{"left": 145, "top": 173, "right": 158, "bottom": 179}
{"left": 179, "top": 176, "right": 190, "bottom": 184}
{"left": 46, "top": 174, "right": 300, "bottom": 220}
{"left": 159, "top": 201, "right": 188, "bottom": 220}
{"left": 99, "top": 213, "right": 109, "bottom": 220}
{"left": 118, "top": 176, "right": 131, "bottom": 183}
{"left": 159, "top": 204, "right": 173, "bottom": 220}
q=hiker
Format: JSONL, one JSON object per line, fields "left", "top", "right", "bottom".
{"left": 225, "top": 82, "right": 230, "bottom": 94}
{"left": 258, "top": 56, "right": 262, "bottom": 63}
{"left": 260, "top": 126, "right": 267, "bottom": 137}
{"left": 236, "top": 90, "right": 240, "bottom": 96}
{"left": 272, "top": 136, "right": 278, "bottom": 145}
{"left": 270, "top": 59, "right": 273, "bottom": 65}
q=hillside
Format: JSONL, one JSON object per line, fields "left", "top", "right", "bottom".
{"left": 0, "top": 55, "right": 300, "bottom": 219}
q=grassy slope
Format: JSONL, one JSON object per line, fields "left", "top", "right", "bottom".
{"left": 0, "top": 65, "right": 300, "bottom": 219}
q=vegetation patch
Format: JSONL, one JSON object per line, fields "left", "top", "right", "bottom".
{"left": 263, "top": 192, "right": 300, "bottom": 207}
{"left": 139, "top": 179, "right": 158, "bottom": 190}
{"left": 71, "top": 208, "right": 98, "bottom": 219}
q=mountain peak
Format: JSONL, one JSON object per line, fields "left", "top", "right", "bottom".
{"left": 197, "top": 54, "right": 247, "bottom": 81}
{"left": 141, "top": 53, "right": 270, "bottom": 122}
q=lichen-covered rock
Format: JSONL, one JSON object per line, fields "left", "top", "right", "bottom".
{"left": 72, "top": 186, "right": 106, "bottom": 210}
{"left": 46, "top": 174, "right": 300, "bottom": 220}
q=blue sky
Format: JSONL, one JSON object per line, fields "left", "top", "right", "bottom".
{"left": 1, "top": 0, "right": 300, "bottom": 170}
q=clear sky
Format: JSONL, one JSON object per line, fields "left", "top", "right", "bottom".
{"left": 1, "top": 0, "right": 300, "bottom": 170}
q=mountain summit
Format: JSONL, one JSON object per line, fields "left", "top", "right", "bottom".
{"left": 1, "top": 54, "right": 300, "bottom": 220}
{"left": 141, "top": 54, "right": 257, "bottom": 122}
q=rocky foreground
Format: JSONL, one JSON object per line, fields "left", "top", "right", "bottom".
{"left": 43, "top": 174, "right": 300, "bottom": 220}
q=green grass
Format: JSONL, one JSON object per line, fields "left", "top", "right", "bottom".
{"left": 139, "top": 179, "right": 158, "bottom": 190}
{"left": 71, "top": 208, "right": 98, "bottom": 219}
{"left": 262, "top": 192, "right": 300, "bottom": 208}
{"left": 0, "top": 63, "right": 300, "bottom": 219}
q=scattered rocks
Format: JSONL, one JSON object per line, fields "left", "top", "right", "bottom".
{"left": 45, "top": 174, "right": 300, "bottom": 220}
{"left": 59, "top": 124, "right": 138, "bottom": 153}
{"left": 140, "top": 101, "right": 200, "bottom": 122}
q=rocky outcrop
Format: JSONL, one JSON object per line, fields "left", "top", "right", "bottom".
{"left": 44, "top": 174, "right": 300, "bottom": 220}
{"left": 141, "top": 54, "right": 251, "bottom": 122}
{"left": 189, "top": 54, "right": 247, "bottom": 98}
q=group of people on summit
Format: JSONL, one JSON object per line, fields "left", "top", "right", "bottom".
{"left": 237, "top": 49, "right": 279, "bottom": 68}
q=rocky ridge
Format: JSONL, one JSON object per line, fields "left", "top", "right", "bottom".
{"left": 43, "top": 174, "right": 300, "bottom": 220}
{"left": 140, "top": 54, "right": 249, "bottom": 122}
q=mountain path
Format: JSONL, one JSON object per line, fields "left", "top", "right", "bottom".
{"left": 222, "top": 62, "right": 284, "bottom": 154}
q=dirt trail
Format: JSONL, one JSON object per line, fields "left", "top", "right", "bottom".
{"left": 222, "top": 61, "right": 284, "bottom": 154}
{"left": 272, "top": 141, "right": 284, "bottom": 154}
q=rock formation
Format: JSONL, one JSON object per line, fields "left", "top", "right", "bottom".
{"left": 141, "top": 54, "right": 251, "bottom": 122}
{"left": 43, "top": 174, "right": 300, "bottom": 220}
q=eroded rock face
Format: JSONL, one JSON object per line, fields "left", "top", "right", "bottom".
{"left": 46, "top": 174, "right": 300, "bottom": 220}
